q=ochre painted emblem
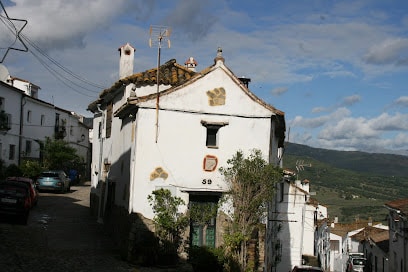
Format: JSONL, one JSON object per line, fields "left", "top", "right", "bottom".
{"left": 150, "top": 167, "right": 169, "bottom": 181}
{"left": 207, "top": 87, "right": 225, "bottom": 106}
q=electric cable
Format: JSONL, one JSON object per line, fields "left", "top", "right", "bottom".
{"left": 1, "top": 3, "right": 108, "bottom": 96}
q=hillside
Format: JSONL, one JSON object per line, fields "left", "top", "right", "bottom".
{"left": 282, "top": 142, "right": 408, "bottom": 223}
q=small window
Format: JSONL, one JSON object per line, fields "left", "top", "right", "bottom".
{"left": 106, "top": 102, "right": 113, "bottom": 138}
{"left": 9, "top": 144, "right": 15, "bottom": 160}
{"left": 201, "top": 120, "right": 228, "bottom": 148}
{"left": 41, "top": 115, "right": 45, "bottom": 126}
{"left": 0, "top": 97, "right": 4, "bottom": 111}
{"left": 206, "top": 126, "right": 220, "bottom": 147}
{"left": 27, "top": 110, "right": 32, "bottom": 123}
{"left": 98, "top": 122, "right": 102, "bottom": 139}
{"left": 25, "top": 140, "right": 31, "bottom": 156}
{"left": 279, "top": 182, "right": 284, "bottom": 202}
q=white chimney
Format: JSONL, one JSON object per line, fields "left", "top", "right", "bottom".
{"left": 118, "top": 43, "right": 135, "bottom": 79}
{"left": 184, "top": 57, "right": 197, "bottom": 71}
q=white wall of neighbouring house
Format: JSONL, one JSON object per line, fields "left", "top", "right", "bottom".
{"left": 275, "top": 181, "right": 308, "bottom": 271}
{"left": 0, "top": 83, "right": 22, "bottom": 166}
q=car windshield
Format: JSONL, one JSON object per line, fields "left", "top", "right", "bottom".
{"left": 352, "top": 258, "right": 366, "bottom": 265}
{"left": 40, "top": 172, "right": 59, "bottom": 178}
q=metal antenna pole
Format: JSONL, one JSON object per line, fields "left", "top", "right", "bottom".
{"left": 149, "top": 25, "right": 171, "bottom": 143}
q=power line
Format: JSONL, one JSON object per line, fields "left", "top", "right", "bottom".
{"left": 21, "top": 33, "right": 107, "bottom": 90}
{"left": 0, "top": 4, "right": 108, "bottom": 96}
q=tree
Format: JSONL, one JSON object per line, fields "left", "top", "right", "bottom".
{"left": 219, "top": 149, "right": 283, "bottom": 272}
{"left": 147, "top": 188, "right": 189, "bottom": 265}
{"left": 20, "top": 159, "right": 43, "bottom": 179}
{"left": 42, "top": 137, "right": 80, "bottom": 170}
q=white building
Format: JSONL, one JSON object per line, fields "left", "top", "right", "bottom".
{"left": 329, "top": 230, "right": 346, "bottom": 272}
{"left": 87, "top": 45, "right": 286, "bottom": 266}
{"left": 268, "top": 172, "right": 329, "bottom": 271}
{"left": 0, "top": 64, "right": 91, "bottom": 178}
{"left": 353, "top": 225, "right": 389, "bottom": 272}
{"left": 384, "top": 198, "right": 408, "bottom": 272}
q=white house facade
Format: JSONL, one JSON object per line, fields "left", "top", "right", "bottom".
{"left": 87, "top": 45, "right": 286, "bottom": 266}
{"left": 268, "top": 171, "right": 329, "bottom": 271}
{"left": 356, "top": 225, "right": 389, "bottom": 272}
{"left": 0, "top": 65, "right": 91, "bottom": 179}
{"left": 385, "top": 198, "right": 408, "bottom": 272}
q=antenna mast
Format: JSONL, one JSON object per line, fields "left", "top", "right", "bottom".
{"left": 149, "top": 25, "right": 171, "bottom": 143}
{"left": 295, "top": 160, "right": 312, "bottom": 180}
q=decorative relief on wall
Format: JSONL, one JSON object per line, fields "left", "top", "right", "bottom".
{"left": 150, "top": 167, "right": 169, "bottom": 181}
{"left": 203, "top": 155, "right": 218, "bottom": 172}
{"left": 207, "top": 87, "right": 225, "bottom": 106}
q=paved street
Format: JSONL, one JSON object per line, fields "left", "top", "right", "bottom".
{"left": 0, "top": 182, "right": 192, "bottom": 272}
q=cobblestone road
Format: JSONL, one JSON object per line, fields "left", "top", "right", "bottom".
{"left": 0, "top": 182, "right": 193, "bottom": 272}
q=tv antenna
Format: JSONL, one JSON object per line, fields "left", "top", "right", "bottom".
{"left": 295, "top": 160, "right": 312, "bottom": 172}
{"left": 295, "top": 160, "right": 312, "bottom": 179}
{"left": 149, "top": 25, "right": 171, "bottom": 143}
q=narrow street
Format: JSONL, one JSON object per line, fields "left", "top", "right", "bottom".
{"left": 0, "top": 182, "right": 135, "bottom": 271}
{"left": 0, "top": 182, "right": 191, "bottom": 272}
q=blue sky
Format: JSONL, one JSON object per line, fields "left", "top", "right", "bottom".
{"left": 1, "top": 0, "right": 408, "bottom": 155}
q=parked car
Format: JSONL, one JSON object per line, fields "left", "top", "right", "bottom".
{"left": 0, "top": 180, "right": 31, "bottom": 224}
{"left": 346, "top": 256, "right": 366, "bottom": 272}
{"left": 35, "top": 170, "right": 71, "bottom": 193}
{"left": 348, "top": 252, "right": 364, "bottom": 259}
{"left": 6, "top": 177, "right": 38, "bottom": 207}
{"left": 292, "top": 266, "right": 323, "bottom": 272}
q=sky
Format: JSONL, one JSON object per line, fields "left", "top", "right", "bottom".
{"left": 1, "top": 0, "right": 408, "bottom": 156}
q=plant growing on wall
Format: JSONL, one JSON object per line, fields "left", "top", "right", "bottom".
{"left": 219, "top": 149, "right": 283, "bottom": 272}
{"left": 147, "top": 188, "right": 189, "bottom": 264}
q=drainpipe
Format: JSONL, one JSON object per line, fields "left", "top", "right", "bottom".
{"left": 96, "top": 104, "right": 105, "bottom": 224}
{"left": 18, "top": 96, "right": 26, "bottom": 166}
{"left": 300, "top": 203, "right": 306, "bottom": 264}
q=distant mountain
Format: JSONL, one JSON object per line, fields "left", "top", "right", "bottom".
{"left": 282, "top": 142, "right": 408, "bottom": 223}
{"left": 284, "top": 142, "right": 408, "bottom": 177}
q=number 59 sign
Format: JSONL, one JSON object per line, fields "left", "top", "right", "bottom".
{"left": 202, "top": 179, "right": 212, "bottom": 185}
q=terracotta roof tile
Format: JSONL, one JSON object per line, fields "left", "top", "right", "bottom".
{"left": 385, "top": 198, "right": 408, "bottom": 216}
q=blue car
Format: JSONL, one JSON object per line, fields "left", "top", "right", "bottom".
{"left": 35, "top": 170, "right": 71, "bottom": 193}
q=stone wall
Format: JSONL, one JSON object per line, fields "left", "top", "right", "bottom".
{"left": 103, "top": 204, "right": 158, "bottom": 265}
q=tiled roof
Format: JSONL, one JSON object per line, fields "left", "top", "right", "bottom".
{"left": 105, "top": 59, "right": 195, "bottom": 98}
{"left": 89, "top": 56, "right": 285, "bottom": 121}
{"left": 385, "top": 198, "right": 408, "bottom": 216}
{"left": 330, "top": 220, "right": 377, "bottom": 236}
{"left": 351, "top": 225, "right": 387, "bottom": 241}
{"left": 88, "top": 59, "right": 196, "bottom": 111}
{"left": 351, "top": 226, "right": 389, "bottom": 254}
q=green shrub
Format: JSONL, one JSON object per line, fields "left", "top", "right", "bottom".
{"left": 189, "top": 246, "right": 225, "bottom": 272}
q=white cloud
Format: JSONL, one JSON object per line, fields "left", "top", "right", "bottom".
{"left": 271, "top": 87, "right": 288, "bottom": 96}
{"left": 6, "top": 0, "right": 140, "bottom": 50}
{"left": 394, "top": 96, "right": 408, "bottom": 107}
{"left": 341, "top": 95, "right": 361, "bottom": 106}
{"left": 290, "top": 108, "right": 351, "bottom": 129}
{"left": 363, "top": 38, "right": 408, "bottom": 66}
{"left": 369, "top": 113, "right": 408, "bottom": 131}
